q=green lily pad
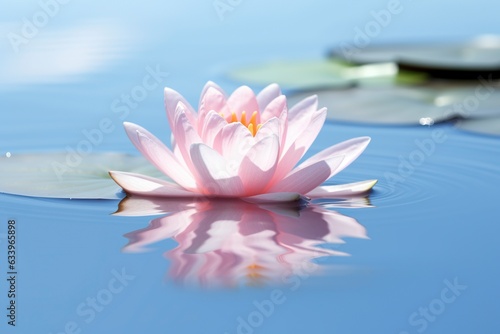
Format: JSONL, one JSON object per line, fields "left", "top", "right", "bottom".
{"left": 290, "top": 83, "right": 500, "bottom": 126}
{"left": 454, "top": 117, "right": 500, "bottom": 136}
{"left": 289, "top": 86, "right": 447, "bottom": 125}
{"left": 227, "top": 59, "right": 405, "bottom": 90}
{"left": 0, "top": 152, "right": 163, "bottom": 199}
{"left": 331, "top": 36, "right": 500, "bottom": 71}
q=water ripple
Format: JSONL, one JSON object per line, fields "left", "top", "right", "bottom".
{"left": 325, "top": 124, "right": 499, "bottom": 209}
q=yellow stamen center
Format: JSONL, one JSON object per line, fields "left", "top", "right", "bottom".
{"left": 246, "top": 263, "right": 266, "bottom": 286}
{"left": 224, "top": 111, "right": 261, "bottom": 136}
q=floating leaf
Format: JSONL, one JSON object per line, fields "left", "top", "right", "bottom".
{"left": 289, "top": 84, "right": 500, "bottom": 125}
{"left": 289, "top": 86, "right": 446, "bottom": 125}
{"left": 331, "top": 36, "right": 500, "bottom": 79}
{"left": 434, "top": 86, "right": 500, "bottom": 118}
{"left": 227, "top": 59, "right": 402, "bottom": 90}
{"left": 454, "top": 117, "right": 500, "bottom": 136}
{"left": 0, "top": 152, "right": 163, "bottom": 199}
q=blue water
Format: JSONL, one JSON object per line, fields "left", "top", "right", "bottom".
{"left": 1, "top": 1, "right": 500, "bottom": 333}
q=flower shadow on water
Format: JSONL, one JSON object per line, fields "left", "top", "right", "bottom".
{"left": 115, "top": 196, "right": 372, "bottom": 288}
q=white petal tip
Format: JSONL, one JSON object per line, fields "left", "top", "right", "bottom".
{"left": 346, "top": 179, "right": 377, "bottom": 194}
{"left": 307, "top": 179, "right": 377, "bottom": 198}
{"left": 108, "top": 171, "right": 197, "bottom": 197}
{"left": 360, "top": 136, "right": 372, "bottom": 143}
{"left": 367, "top": 179, "right": 377, "bottom": 189}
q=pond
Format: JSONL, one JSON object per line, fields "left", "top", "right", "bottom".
{"left": 1, "top": 1, "right": 499, "bottom": 333}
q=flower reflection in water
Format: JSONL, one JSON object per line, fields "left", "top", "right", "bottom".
{"left": 116, "top": 196, "right": 371, "bottom": 287}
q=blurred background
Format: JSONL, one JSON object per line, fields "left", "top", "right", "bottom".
{"left": 2, "top": 0, "right": 499, "bottom": 152}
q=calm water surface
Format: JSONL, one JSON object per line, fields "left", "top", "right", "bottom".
{"left": 1, "top": 1, "right": 500, "bottom": 333}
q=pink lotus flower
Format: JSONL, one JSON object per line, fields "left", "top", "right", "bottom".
{"left": 117, "top": 197, "right": 368, "bottom": 287}
{"left": 109, "top": 82, "right": 376, "bottom": 202}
